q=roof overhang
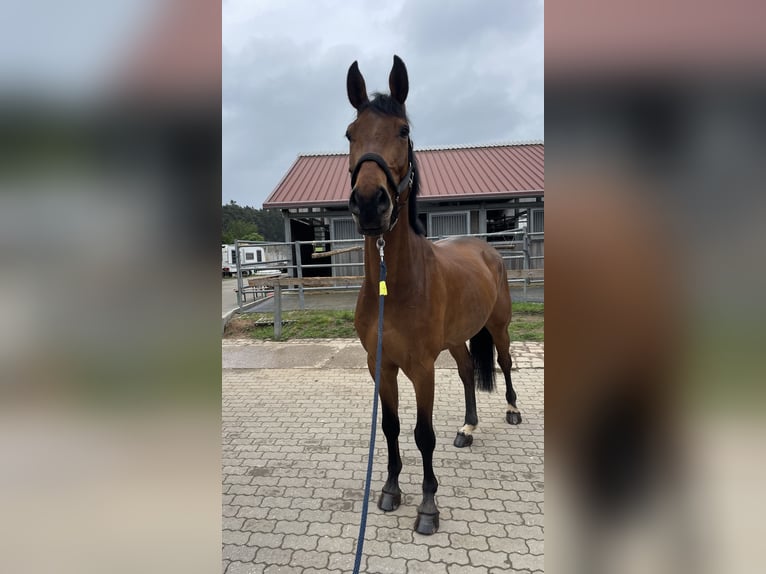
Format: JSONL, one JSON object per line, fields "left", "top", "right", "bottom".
{"left": 264, "top": 189, "right": 544, "bottom": 211}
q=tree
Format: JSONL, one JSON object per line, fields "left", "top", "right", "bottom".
{"left": 222, "top": 219, "right": 263, "bottom": 244}
{"left": 222, "top": 201, "right": 285, "bottom": 242}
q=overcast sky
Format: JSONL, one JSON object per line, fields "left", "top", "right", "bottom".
{"left": 223, "top": 0, "right": 543, "bottom": 208}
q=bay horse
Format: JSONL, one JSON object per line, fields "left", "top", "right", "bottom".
{"left": 346, "top": 55, "right": 522, "bottom": 535}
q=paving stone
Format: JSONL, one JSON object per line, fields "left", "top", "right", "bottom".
{"left": 467, "top": 549, "right": 511, "bottom": 569}
{"left": 242, "top": 519, "right": 276, "bottom": 533}
{"left": 266, "top": 508, "right": 300, "bottom": 521}
{"left": 226, "top": 562, "right": 265, "bottom": 574}
{"left": 449, "top": 533, "right": 490, "bottom": 551}
{"left": 237, "top": 506, "right": 269, "bottom": 522}
{"left": 504, "top": 524, "right": 544, "bottom": 540}
{"left": 307, "top": 522, "right": 343, "bottom": 537}
{"left": 361, "top": 539, "right": 391, "bottom": 557}
{"left": 289, "top": 497, "right": 321, "bottom": 510}
{"left": 273, "top": 521, "right": 309, "bottom": 535}
{"left": 375, "top": 526, "right": 413, "bottom": 543}
{"left": 222, "top": 530, "right": 251, "bottom": 546}
{"left": 526, "top": 539, "right": 544, "bottom": 555}
{"left": 263, "top": 566, "right": 301, "bottom": 574}
{"left": 487, "top": 536, "right": 528, "bottom": 554}
{"left": 430, "top": 545, "right": 470, "bottom": 565}
{"left": 327, "top": 552, "right": 356, "bottom": 571}
{"left": 389, "top": 541, "right": 430, "bottom": 560}
{"left": 247, "top": 532, "right": 283, "bottom": 548}
{"left": 223, "top": 517, "right": 246, "bottom": 530}
{"left": 467, "top": 522, "right": 508, "bottom": 538}
{"left": 510, "top": 552, "right": 545, "bottom": 571}
{"left": 410, "top": 531, "right": 452, "bottom": 547}
{"left": 406, "top": 560, "right": 449, "bottom": 573}
{"left": 290, "top": 549, "right": 330, "bottom": 569}
{"left": 447, "top": 566, "right": 488, "bottom": 574}
{"left": 366, "top": 555, "right": 408, "bottom": 573}
{"left": 222, "top": 545, "right": 256, "bottom": 562}
{"left": 254, "top": 547, "right": 292, "bottom": 565}
{"left": 281, "top": 534, "right": 318, "bottom": 551}
{"left": 317, "top": 535, "right": 354, "bottom": 553}
{"left": 522, "top": 512, "right": 544, "bottom": 526}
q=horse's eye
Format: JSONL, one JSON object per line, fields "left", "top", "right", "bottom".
{"left": 399, "top": 125, "right": 410, "bottom": 138}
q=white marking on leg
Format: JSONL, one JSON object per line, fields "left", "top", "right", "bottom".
{"left": 459, "top": 424, "right": 476, "bottom": 436}
{"left": 506, "top": 404, "right": 520, "bottom": 413}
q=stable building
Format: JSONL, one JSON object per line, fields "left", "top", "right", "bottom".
{"left": 263, "top": 141, "right": 544, "bottom": 276}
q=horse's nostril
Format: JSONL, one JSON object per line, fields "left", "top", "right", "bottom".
{"left": 349, "top": 189, "right": 361, "bottom": 215}
{"left": 376, "top": 187, "right": 390, "bottom": 214}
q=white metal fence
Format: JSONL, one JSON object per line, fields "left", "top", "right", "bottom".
{"left": 229, "top": 228, "right": 543, "bottom": 313}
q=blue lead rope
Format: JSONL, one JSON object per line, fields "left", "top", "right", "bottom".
{"left": 352, "top": 240, "right": 387, "bottom": 574}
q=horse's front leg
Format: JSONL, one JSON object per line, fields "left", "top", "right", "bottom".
{"left": 410, "top": 363, "right": 440, "bottom": 535}
{"left": 368, "top": 356, "right": 402, "bottom": 512}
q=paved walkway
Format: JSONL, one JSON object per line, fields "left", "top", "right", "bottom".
{"left": 222, "top": 339, "right": 544, "bottom": 573}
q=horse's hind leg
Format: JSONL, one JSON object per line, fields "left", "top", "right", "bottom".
{"left": 449, "top": 344, "right": 478, "bottom": 448}
{"left": 368, "top": 356, "right": 403, "bottom": 512}
{"left": 487, "top": 313, "right": 522, "bottom": 425}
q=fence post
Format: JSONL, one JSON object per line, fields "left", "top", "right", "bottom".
{"left": 235, "top": 239, "right": 243, "bottom": 309}
{"left": 522, "top": 229, "right": 530, "bottom": 302}
{"left": 295, "top": 241, "right": 305, "bottom": 310}
{"left": 274, "top": 282, "right": 282, "bottom": 340}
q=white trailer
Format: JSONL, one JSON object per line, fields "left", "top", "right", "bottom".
{"left": 222, "top": 244, "right": 265, "bottom": 277}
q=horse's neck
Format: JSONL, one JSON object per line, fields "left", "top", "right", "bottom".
{"left": 364, "top": 221, "right": 425, "bottom": 286}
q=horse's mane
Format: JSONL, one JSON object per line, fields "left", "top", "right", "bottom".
{"left": 360, "top": 93, "right": 425, "bottom": 236}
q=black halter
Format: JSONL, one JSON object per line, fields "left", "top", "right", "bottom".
{"left": 350, "top": 139, "right": 415, "bottom": 231}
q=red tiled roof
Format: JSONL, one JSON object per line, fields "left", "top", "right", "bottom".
{"left": 263, "top": 142, "right": 544, "bottom": 209}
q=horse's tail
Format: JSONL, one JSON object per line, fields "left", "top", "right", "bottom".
{"left": 470, "top": 327, "right": 496, "bottom": 393}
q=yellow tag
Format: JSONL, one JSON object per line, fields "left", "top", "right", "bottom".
{"left": 379, "top": 280, "right": 388, "bottom": 296}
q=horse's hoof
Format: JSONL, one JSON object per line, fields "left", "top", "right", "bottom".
{"left": 377, "top": 490, "right": 401, "bottom": 512}
{"left": 453, "top": 431, "right": 473, "bottom": 448}
{"left": 414, "top": 511, "right": 440, "bottom": 535}
{"left": 506, "top": 411, "right": 522, "bottom": 425}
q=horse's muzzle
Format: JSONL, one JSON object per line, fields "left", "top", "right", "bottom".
{"left": 349, "top": 186, "right": 391, "bottom": 235}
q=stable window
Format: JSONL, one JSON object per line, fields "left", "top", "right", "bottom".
{"left": 428, "top": 211, "right": 470, "bottom": 237}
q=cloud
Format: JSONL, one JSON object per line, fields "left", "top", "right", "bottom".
{"left": 223, "top": 0, "right": 542, "bottom": 207}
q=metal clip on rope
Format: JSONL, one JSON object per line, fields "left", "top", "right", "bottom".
{"left": 377, "top": 237, "right": 385, "bottom": 260}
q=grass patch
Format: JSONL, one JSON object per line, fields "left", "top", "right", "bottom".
{"left": 226, "top": 310, "right": 357, "bottom": 340}
{"left": 225, "top": 302, "right": 543, "bottom": 342}
{"left": 508, "top": 313, "right": 545, "bottom": 342}
{"left": 512, "top": 302, "right": 545, "bottom": 315}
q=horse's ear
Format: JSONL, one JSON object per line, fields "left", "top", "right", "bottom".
{"left": 389, "top": 55, "right": 409, "bottom": 105}
{"left": 347, "top": 61, "right": 369, "bottom": 110}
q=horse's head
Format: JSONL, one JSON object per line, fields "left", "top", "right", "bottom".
{"left": 346, "top": 55, "right": 414, "bottom": 236}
